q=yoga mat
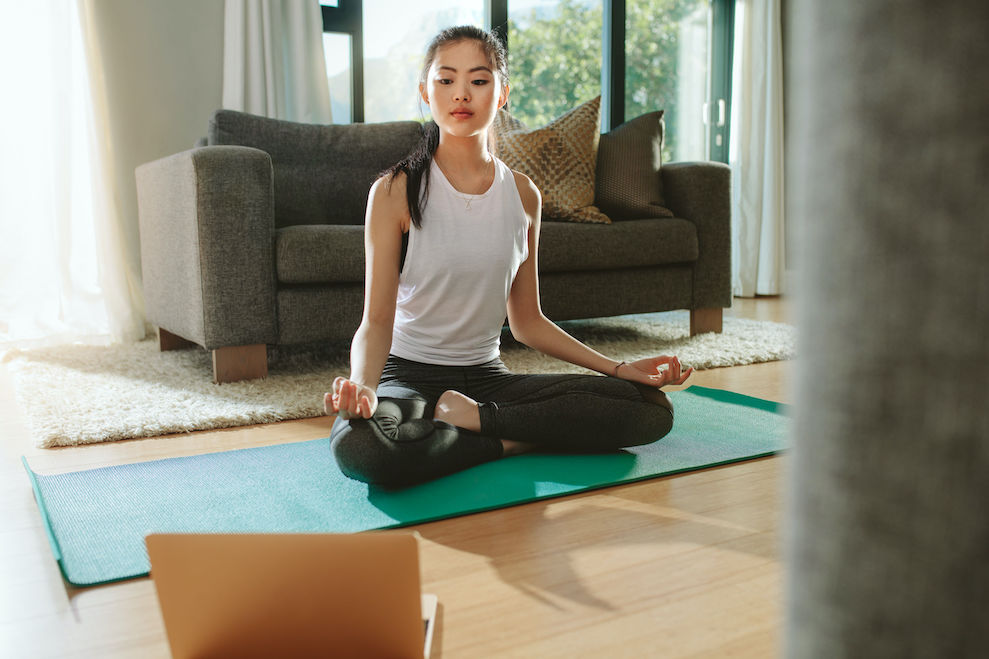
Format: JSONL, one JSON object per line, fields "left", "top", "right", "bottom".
{"left": 23, "top": 386, "right": 787, "bottom": 587}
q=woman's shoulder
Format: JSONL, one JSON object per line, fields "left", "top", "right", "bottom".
{"left": 368, "top": 171, "right": 412, "bottom": 230}
{"left": 507, "top": 167, "right": 541, "bottom": 220}
{"left": 372, "top": 170, "right": 408, "bottom": 199}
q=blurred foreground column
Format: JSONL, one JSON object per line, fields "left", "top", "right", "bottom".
{"left": 786, "top": 1, "right": 989, "bottom": 656}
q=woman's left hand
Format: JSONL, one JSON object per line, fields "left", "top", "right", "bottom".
{"left": 617, "top": 355, "right": 693, "bottom": 388}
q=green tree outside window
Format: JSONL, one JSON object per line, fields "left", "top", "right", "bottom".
{"left": 509, "top": 0, "right": 708, "bottom": 162}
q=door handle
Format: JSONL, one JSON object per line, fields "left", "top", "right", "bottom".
{"left": 703, "top": 99, "right": 727, "bottom": 127}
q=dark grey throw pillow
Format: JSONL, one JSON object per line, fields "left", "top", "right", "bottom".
{"left": 595, "top": 111, "right": 674, "bottom": 220}
{"left": 209, "top": 110, "right": 423, "bottom": 227}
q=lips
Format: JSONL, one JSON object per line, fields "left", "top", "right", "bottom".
{"left": 451, "top": 108, "right": 474, "bottom": 119}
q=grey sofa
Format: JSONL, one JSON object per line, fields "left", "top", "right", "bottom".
{"left": 136, "top": 110, "right": 730, "bottom": 383}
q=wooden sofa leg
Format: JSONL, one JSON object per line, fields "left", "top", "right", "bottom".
{"left": 211, "top": 345, "right": 268, "bottom": 384}
{"left": 158, "top": 327, "right": 197, "bottom": 351}
{"left": 690, "top": 307, "right": 723, "bottom": 336}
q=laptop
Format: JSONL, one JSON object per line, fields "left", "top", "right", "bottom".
{"left": 146, "top": 532, "right": 437, "bottom": 659}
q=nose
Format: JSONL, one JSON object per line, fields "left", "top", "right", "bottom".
{"left": 454, "top": 84, "right": 471, "bottom": 102}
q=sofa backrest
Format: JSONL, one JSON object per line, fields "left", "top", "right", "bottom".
{"left": 209, "top": 110, "right": 423, "bottom": 227}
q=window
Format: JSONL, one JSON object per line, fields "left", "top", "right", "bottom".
{"left": 507, "top": 0, "right": 603, "bottom": 128}
{"left": 322, "top": 0, "right": 732, "bottom": 162}
{"left": 323, "top": 32, "right": 353, "bottom": 123}
{"left": 362, "top": 1, "right": 485, "bottom": 123}
{"left": 625, "top": 0, "right": 712, "bottom": 162}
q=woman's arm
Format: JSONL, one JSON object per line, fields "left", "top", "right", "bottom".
{"left": 325, "top": 174, "right": 409, "bottom": 419}
{"left": 506, "top": 171, "right": 693, "bottom": 388}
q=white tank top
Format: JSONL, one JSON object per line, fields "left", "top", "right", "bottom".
{"left": 390, "top": 157, "right": 530, "bottom": 365}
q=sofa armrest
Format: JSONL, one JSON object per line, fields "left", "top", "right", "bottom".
{"left": 661, "top": 161, "right": 732, "bottom": 308}
{"left": 136, "top": 145, "right": 278, "bottom": 349}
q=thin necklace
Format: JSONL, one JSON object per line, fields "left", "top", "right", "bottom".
{"left": 437, "top": 158, "right": 493, "bottom": 212}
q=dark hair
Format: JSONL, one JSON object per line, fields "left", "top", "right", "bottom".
{"left": 382, "top": 25, "right": 509, "bottom": 229}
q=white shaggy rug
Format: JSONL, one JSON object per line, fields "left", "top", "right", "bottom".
{"left": 3, "top": 312, "right": 795, "bottom": 448}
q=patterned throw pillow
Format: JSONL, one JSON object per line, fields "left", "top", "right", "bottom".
{"left": 595, "top": 111, "right": 674, "bottom": 220}
{"left": 494, "top": 96, "right": 611, "bottom": 224}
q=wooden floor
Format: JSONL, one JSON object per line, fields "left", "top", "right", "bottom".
{"left": 0, "top": 297, "right": 793, "bottom": 658}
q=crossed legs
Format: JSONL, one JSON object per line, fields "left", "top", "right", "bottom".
{"left": 330, "top": 360, "right": 676, "bottom": 488}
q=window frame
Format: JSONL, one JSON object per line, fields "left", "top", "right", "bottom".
{"left": 321, "top": 0, "right": 364, "bottom": 122}
{"left": 708, "top": 0, "right": 734, "bottom": 163}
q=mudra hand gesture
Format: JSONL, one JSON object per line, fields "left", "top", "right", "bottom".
{"left": 617, "top": 355, "right": 693, "bottom": 388}
{"left": 324, "top": 377, "right": 378, "bottom": 420}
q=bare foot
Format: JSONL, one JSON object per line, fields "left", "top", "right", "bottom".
{"left": 433, "top": 390, "right": 481, "bottom": 432}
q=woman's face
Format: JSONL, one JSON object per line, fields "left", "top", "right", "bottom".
{"left": 421, "top": 39, "right": 508, "bottom": 139}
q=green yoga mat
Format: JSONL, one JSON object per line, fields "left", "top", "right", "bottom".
{"left": 23, "top": 386, "right": 787, "bottom": 587}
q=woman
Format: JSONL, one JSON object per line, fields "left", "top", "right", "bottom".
{"left": 325, "top": 25, "right": 692, "bottom": 487}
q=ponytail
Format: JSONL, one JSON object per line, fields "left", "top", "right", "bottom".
{"left": 382, "top": 121, "right": 439, "bottom": 230}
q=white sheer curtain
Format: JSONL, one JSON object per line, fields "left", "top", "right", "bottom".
{"left": 729, "top": 0, "right": 786, "bottom": 297}
{"left": 0, "top": 0, "right": 145, "bottom": 348}
{"left": 222, "top": 0, "right": 333, "bottom": 123}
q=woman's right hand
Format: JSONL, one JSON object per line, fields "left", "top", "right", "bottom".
{"left": 324, "top": 377, "right": 378, "bottom": 420}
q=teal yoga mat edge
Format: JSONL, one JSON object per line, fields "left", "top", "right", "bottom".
{"left": 21, "top": 456, "right": 72, "bottom": 586}
{"left": 21, "top": 385, "right": 788, "bottom": 588}
{"left": 682, "top": 385, "right": 788, "bottom": 414}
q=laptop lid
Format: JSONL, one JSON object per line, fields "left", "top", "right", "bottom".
{"left": 146, "top": 532, "right": 434, "bottom": 659}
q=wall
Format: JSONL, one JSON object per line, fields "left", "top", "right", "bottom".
{"left": 88, "top": 0, "right": 224, "bottom": 300}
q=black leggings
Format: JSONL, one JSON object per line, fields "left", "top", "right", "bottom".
{"left": 330, "top": 355, "right": 675, "bottom": 487}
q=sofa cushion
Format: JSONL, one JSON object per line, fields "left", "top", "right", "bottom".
{"left": 494, "top": 97, "right": 611, "bottom": 224}
{"left": 595, "top": 111, "right": 674, "bottom": 220}
{"left": 209, "top": 110, "right": 422, "bottom": 228}
{"left": 276, "top": 225, "right": 365, "bottom": 284}
{"left": 538, "top": 218, "right": 698, "bottom": 273}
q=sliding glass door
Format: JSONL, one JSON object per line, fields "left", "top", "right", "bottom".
{"left": 623, "top": 0, "right": 732, "bottom": 162}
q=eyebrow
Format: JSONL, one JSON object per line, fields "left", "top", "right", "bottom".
{"left": 437, "top": 65, "right": 494, "bottom": 74}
